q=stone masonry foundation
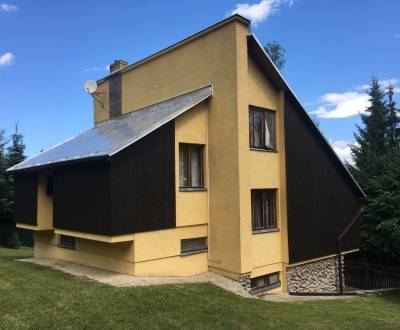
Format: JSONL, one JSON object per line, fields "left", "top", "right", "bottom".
{"left": 286, "top": 256, "right": 344, "bottom": 293}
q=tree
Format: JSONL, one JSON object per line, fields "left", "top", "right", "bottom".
{"left": 0, "top": 129, "right": 10, "bottom": 221}
{"left": 349, "top": 78, "right": 390, "bottom": 187}
{"left": 264, "top": 41, "right": 286, "bottom": 70}
{"left": 7, "top": 124, "right": 26, "bottom": 167}
{"left": 349, "top": 78, "right": 400, "bottom": 265}
{"left": 387, "top": 84, "right": 400, "bottom": 147}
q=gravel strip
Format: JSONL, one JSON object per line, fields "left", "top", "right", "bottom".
{"left": 18, "top": 258, "right": 354, "bottom": 302}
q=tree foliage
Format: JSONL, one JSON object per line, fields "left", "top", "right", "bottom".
{"left": 0, "top": 125, "right": 26, "bottom": 224}
{"left": 264, "top": 41, "right": 286, "bottom": 70}
{"left": 349, "top": 78, "right": 400, "bottom": 265}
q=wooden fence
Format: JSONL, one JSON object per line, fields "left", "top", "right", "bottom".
{"left": 344, "top": 260, "right": 400, "bottom": 290}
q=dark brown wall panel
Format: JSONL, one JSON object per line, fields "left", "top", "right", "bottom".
{"left": 284, "top": 94, "right": 362, "bottom": 264}
{"left": 110, "top": 121, "right": 176, "bottom": 235}
{"left": 53, "top": 162, "right": 111, "bottom": 235}
{"left": 13, "top": 173, "right": 37, "bottom": 225}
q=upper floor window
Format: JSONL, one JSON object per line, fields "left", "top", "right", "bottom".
{"left": 179, "top": 144, "right": 204, "bottom": 188}
{"left": 251, "top": 189, "right": 277, "bottom": 232}
{"left": 249, "top": 107, "right": 276, "bottom": 151}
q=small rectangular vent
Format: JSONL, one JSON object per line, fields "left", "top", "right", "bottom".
{"left": 59, "top": 235, "right": 76, "bottom": 250}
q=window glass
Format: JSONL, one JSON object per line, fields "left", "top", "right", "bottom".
{"left": 179, "top": 146, "right": 188, "bottom": 187}
{"left": 181, "top": 237, "right": 207, "bottom": 254}
{"left": 190, "top": 147, "right": 201, "bottom": 187}
{"left": 249, "top": 107, "right": 276, "bottom": 150}
{"left": 252, "top": 189, "right": 277, "bottom": 231}
{"left": 253, "top": 110, "right": 263, "bottom": 148}
{"left": 179, "top": 144, "right": 204, "bottom": 188}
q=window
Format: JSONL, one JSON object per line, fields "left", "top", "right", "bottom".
{"left": 46, "top": 176, "right": 53, "bottom": 196}
{"left": 179, "top": 144, "right": 204, "bottom": 188}
{"left": 251, "top": 189, "right": 277, "bottom": 231}
{"left": 59, "top": 235, "right": 75, "bottom": 250}
{"left": 181, "top": 237, "right": 207, "bottom": 255}
{"left": 250, "top": 272, "right": 280, "bottom": 292}
{"left": 249, "top": 107, "right": 276, "bottom": 150}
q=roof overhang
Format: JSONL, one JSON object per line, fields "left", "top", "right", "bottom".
{"left": 54, "top": 229, "right": 135, "bottom": 243}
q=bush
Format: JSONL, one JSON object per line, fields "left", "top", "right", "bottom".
{"left": 6, "top": 230, "right": 20, "bottom": 249}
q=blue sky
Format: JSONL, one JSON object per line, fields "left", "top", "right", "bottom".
{"left": 0, "top": 0, "right": 399, "bottom": 162}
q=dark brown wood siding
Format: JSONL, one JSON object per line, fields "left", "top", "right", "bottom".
{"left": 109, "top": 73, "right": 122, "bottom": 118}
{"left": 13, "top": 172, "right": 37, "bottom": 225}
{"left": 110, "top": 121, "right": 176, "bottom": 235}
{"left": 53, "top": 162, "right": 111, "bottom": 235}
{"left": 284, "top": 94, "right": 362, "bottom": 264}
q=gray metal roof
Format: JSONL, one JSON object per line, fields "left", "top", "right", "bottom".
{"left": 8, "top": 85, "right": 212, "bottom": 172}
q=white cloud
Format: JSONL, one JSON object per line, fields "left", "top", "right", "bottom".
{"left": 228, "top": 0, "right": 293, "bottom": 26}
{"left": 310, "top": 92, "right": 370, "bottom": 119}
{"left": 0, "top": 3, "right": 18, "bottom": 12}
{"left": 0, "top": 52, "right": 15, "bottom": 68}
{"left": 84, "top": 65, "right": 109, "bottom": 72}
{"left": 311, "top": 78, "right": 399, "bottom": 119}
{"left": 330, "top": 140, "right": 354, "bottom": 164}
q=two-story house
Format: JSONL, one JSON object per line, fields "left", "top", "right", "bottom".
{"left": 8, "top": 15, "right": 365, "bottom": 294}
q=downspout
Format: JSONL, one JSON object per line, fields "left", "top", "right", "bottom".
{"left": 336, "top": 207, "right": 365, "bottom": 294}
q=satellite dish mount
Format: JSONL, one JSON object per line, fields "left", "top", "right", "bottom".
{"left": 84, "top": 80, "right": 104, "bottom": 108}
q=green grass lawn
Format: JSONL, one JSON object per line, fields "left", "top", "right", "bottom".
{"left": 0, "top": 247, "right": 399, "bottom": 329}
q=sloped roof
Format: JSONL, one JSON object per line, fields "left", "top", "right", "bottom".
{"left": 8, "top": 85, "right": 212, "bottom": 172}
{"left": 247, "top": 34, "right": 366, "bottom": 198}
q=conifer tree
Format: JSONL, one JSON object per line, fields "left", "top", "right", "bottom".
{"left": 0, "top": 129, "right": 9, "bottom": 221}
{"left": 349, "top": 78, "right": 400, "bottom": 265}
{"left": 387, "top": 84, "right": 400, "bottom": 147}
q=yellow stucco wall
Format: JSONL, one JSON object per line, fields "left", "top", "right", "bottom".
{"left": 175, "top": 102, "right": 208, "bottom": 228}
{"left": 35, "top": 224, "right": 208, "bottom": 276}
{"left": 234, "top": 22, "right": 289, "bottom": 291}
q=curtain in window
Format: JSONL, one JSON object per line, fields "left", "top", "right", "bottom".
{"left": 264, "top": 111, "right": 275, "bottom": 149}
{"left": 253, "top": 192, "right": 263, "bottom": 229}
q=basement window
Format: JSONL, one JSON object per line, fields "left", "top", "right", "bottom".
{"left": 181, "top": 237, "right": 207, "bottom": 255}
{"left": 249, "top": 106, "right": 276, "bottom": 151}
{"left": 59, "top": 235, "right": 76, "bottom": 250}
{"left": 251, "top": 189, "right": 277, "bottom": 232}
{"left": 250, "top": 272, "right": 281, "bottom": 293}
{"left": 179, "top": 144, "right": 204, "bottom": 189}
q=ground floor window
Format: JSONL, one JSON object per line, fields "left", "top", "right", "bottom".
{"left": 251, "top": 189, "right": 277, "bottom": 232}
{"left": 59, "top": 235, "right": 76, "bottom": 250}
{"left": 250, "top": 272, "right": 280, "bottom": 293}
{"left": 181, "top": 237, "right": 207, "bottom": 255}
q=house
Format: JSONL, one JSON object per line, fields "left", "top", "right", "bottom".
{"left": 8, "top": 15, "right": 365, "bottom": 294}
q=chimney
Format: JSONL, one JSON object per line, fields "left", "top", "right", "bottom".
{"left": 109, "top": 60, "right": 128, "bottom": 73}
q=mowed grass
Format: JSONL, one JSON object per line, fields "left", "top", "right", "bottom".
{"left": 0, "top": 248, "right": 399, "bottom": 329}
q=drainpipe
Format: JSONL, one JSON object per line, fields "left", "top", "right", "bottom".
{"left": 336, "top": 207, "right": 364, "bottom": 294}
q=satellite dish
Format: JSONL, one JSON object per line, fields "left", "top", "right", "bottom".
{"left": 84, "top": 80, "right": 97, "bottom": 94}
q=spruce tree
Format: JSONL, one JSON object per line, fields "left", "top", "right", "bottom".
{"left": 387, "top": 84, "right": 400, "bottom": 147}
{"left": 349, "top": 78, "right": 400, "bottom": 265}
{"left": 7, "top": 124, "right": 26, "bottom": 167}
{"left": 0, "top": 129, "right": 9, "bottom": 221}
